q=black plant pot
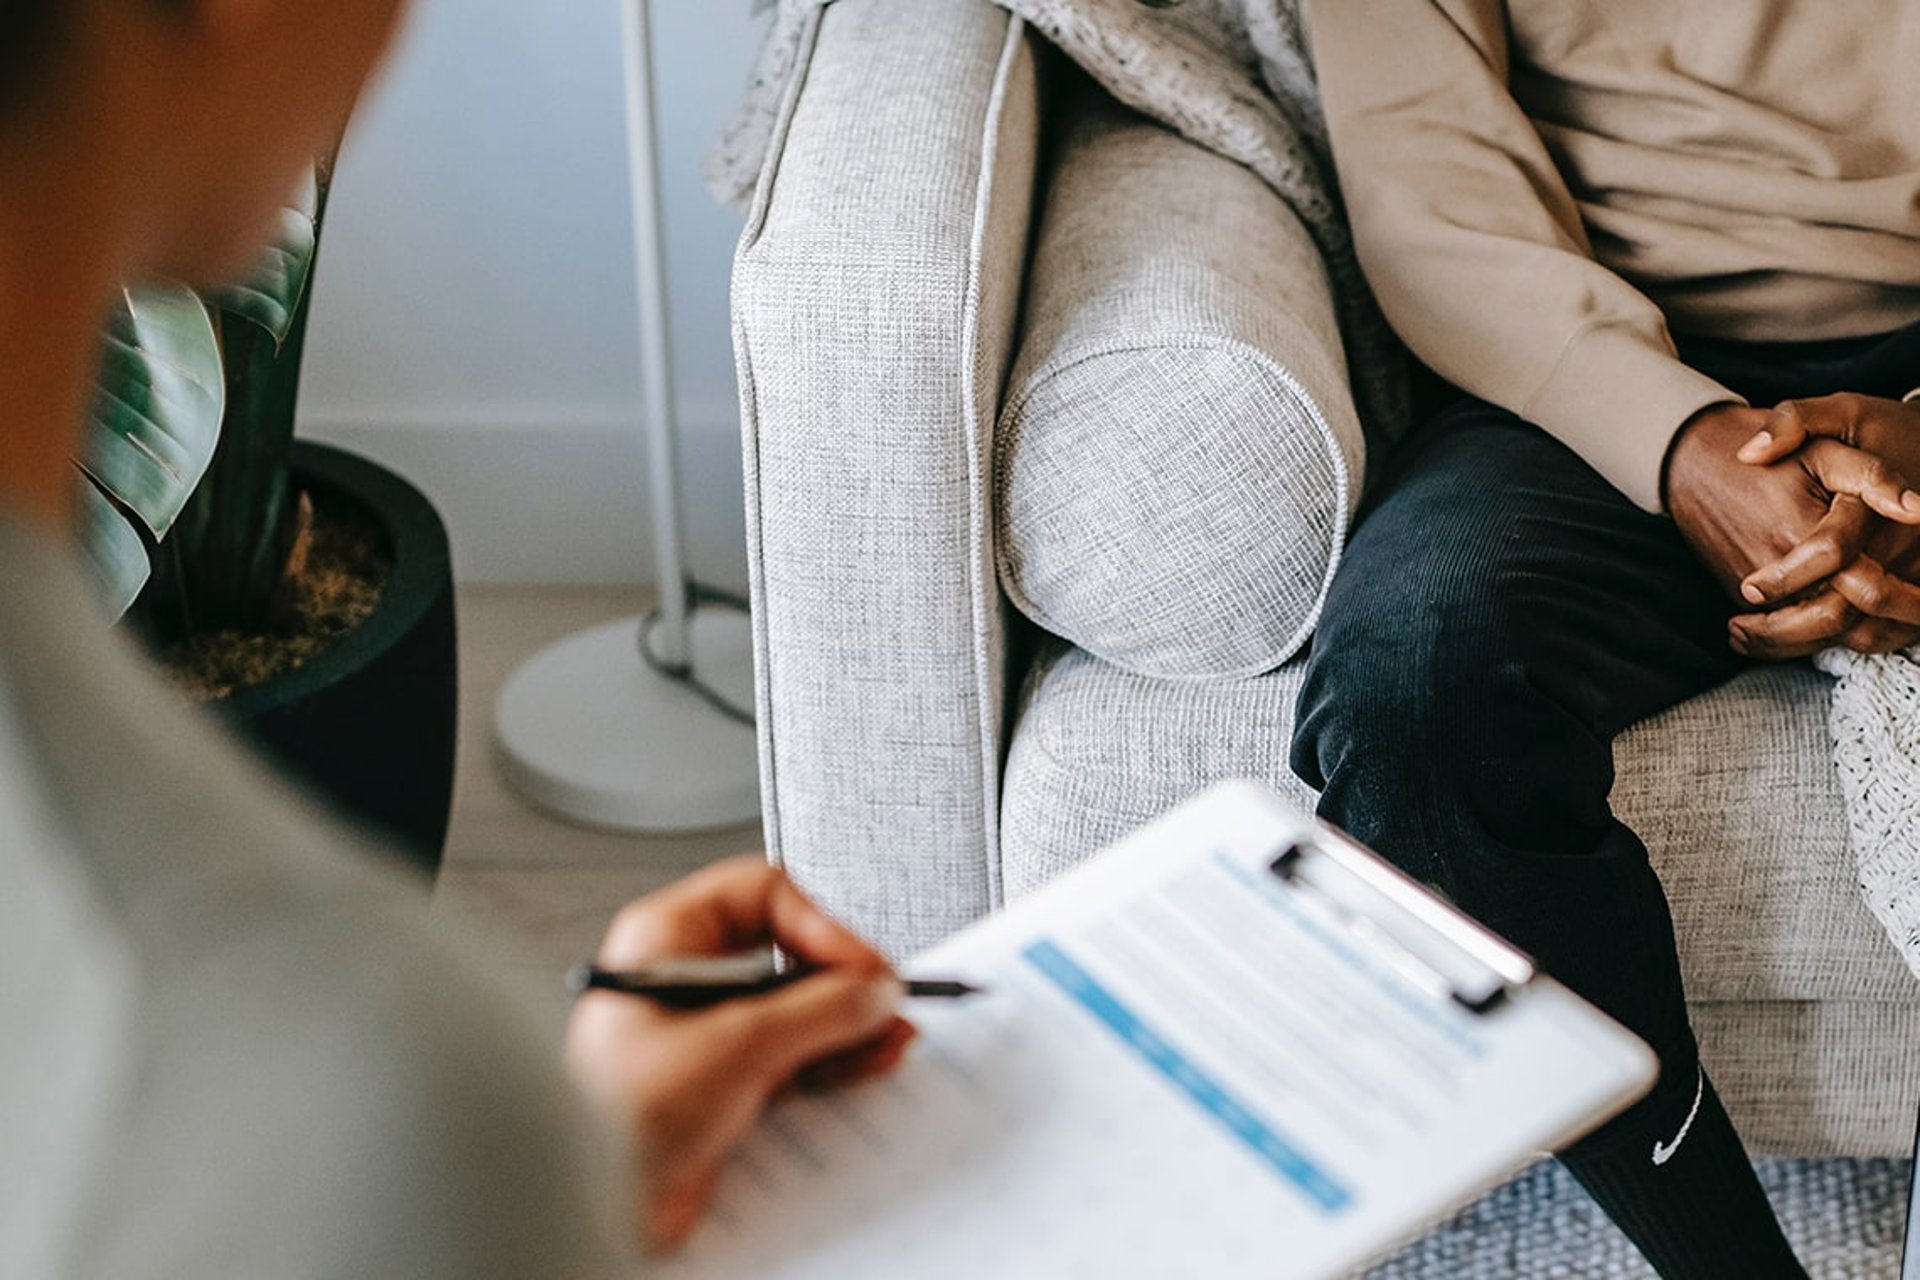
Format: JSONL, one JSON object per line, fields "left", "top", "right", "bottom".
{"left": 219, "top": 441, "right": 458, "bottom": 875}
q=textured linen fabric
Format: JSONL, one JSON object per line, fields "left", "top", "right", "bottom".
{"left": 996, "top": 78, "right": 1361, "bottom": 678}
{"left": 732, "top": 0, "right": 1040, "bottom": 956}
{"left": 0, "top": 518, "right": 629, "bottom": 1279}
{"left": 1691, "top": 1002, "right": 1920, "bottom": 1159}
{"left": 1615, "top": 663, "right": 1915, "bottom": 1005}
{"left": 1001, "top": 644, "right": 1920, "bottom": 1155}
{"left": 714, "top": 0, "right": 1410, "bottom": 442}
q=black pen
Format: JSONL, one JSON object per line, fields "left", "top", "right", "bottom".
{"left": 566, "top": 956, "right": 985, "bottom": 1011}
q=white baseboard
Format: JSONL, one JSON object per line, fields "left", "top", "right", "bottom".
{"left": 297, "top": 409, "right": 750, "bottom": 588}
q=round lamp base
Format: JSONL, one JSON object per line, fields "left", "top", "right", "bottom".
{"left": 493, "top": 607, "right": 759, "bottom": 833}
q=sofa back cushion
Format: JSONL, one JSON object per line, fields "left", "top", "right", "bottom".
{"left": 995, "top": 82, "right": 1365, "bottom": 679}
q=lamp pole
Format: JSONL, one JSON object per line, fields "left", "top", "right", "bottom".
{"left": 492, "top": 0, "right": 759, "bottom": 833}
{"left": 620, "top": 0, "right": 691, "bottom": 670}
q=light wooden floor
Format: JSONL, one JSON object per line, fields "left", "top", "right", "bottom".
{"left": 433, "top": 586, "right": 763, "bottom": 1028}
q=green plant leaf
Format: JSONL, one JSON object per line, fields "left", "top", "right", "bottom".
{"left": 75, "top": 480, "right": 152, "bottom": 617}
{"left": 135, "top": 161, "right": 333, "bottom": 640}
{"left": 207, "top": 168, "right": 321, "bottom": 346}
{"left": 79, "top": 283, "right": 225, "bottom": 542}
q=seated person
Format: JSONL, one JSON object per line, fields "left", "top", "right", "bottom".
{"left": 0, "top": 0, "right": 907, "bottom": 1272}
{"left": 1298, "top": 3, "right": 1920, "bottom": 1277}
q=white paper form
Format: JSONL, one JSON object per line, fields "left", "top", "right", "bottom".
{"left": 662, "top": 782, "right": 1656, "bottom": 1280}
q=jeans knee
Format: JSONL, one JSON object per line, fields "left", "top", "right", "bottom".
{"left": 1292, "top": 604, "right": 1483, "bottom": 790}
{"left": 1290, "top": 652, "right": 1429, "bottom": 795}
{"left": 1294, "top": 634, "right": 1611, "bottom": 863}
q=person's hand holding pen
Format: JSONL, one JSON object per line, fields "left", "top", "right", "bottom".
{"left": 564, "top": 856, "right": 917, "bottom": 1252}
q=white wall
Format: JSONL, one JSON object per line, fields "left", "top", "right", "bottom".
{"left": 298, "top": 0, "right": 768, "bottom": 587}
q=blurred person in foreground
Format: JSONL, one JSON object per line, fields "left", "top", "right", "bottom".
{"left": 0, "top": 2, "right": 911, "bottom": 1275}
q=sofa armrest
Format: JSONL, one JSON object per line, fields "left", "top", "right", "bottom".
{"left": 731, "top": 0, "right": 1044, "bottom": 959}
{"left": 996, "top": 80, "right": 1365, "bottom": 681}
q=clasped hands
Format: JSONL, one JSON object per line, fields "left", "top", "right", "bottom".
{"left": 1667, "top": 393, "right": 1920, "bottom": 659}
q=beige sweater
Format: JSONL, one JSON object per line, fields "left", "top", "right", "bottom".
{"left": 1306, "top": 0, "right": 1920, "bottom": 510}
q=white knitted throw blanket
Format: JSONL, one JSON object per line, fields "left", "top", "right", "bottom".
{"left": 713, "top": 1, "right": 1920, "bottom": 980}
{"left": 1815, "top": 650, "right": 1920, "bottom": 977}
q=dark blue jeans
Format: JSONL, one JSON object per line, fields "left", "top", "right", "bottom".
{"left": 1291, "top": 322, "right": 1920, "bottom": 1149}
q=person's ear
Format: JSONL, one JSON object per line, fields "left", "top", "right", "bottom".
{"left": 156, "top": 0, "right": 275, "bottom": 64}
{"left": 171, "top": 0, "right": 268, "bottom": 37}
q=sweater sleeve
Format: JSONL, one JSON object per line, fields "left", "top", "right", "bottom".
{"left": 1305, "top": 0, "right": 1738, "bottom": 511}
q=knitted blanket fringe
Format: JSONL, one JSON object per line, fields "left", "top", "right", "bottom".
{"left": 711, "top": 0, "right": 1920, "bottom": 982}
{"left": 1815, "top": 649, "right": 1920, "bottom": 979}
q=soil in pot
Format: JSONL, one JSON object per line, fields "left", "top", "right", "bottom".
{"left": 157, "top": 493, "right": 389, "bottom": 703}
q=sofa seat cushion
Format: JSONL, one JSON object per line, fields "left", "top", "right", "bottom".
{"left": 1691, "top": 1001, "right": 1920, "bottom": 1157}
{"left": 1002, "top": 646, "right": 1920, "bottom": 1155}
{"left": 1001, "top": 646, "right": 1910, "bottom": 1007}
{"left": 995, "top": 81, "right": 1364, "bottom": 682}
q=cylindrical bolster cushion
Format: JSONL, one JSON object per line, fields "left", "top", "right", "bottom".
{"left": 994, "top": 83, "right": 1365, "bottom": 680}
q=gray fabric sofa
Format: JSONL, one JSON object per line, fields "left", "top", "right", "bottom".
{"left": 729, "top": 0, "right": 1920, "bottom": 1156}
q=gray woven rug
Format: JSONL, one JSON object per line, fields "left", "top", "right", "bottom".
{"left": 1362, "top": 1159, "right": 1909, "bottom": 1278}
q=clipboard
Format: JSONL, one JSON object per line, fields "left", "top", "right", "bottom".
{"left": 662, "top": 781, "right": 1658, "bottom": 1280}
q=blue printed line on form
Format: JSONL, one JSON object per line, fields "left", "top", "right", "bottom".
{"left": 1023, "top": 939, "right": 1353, "bottom": 1214}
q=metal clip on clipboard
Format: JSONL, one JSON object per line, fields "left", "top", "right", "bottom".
{"left": 1270, "top": 831, "right": 1535, "bottom": 1016}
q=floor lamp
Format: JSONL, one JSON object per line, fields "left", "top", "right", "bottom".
{"left": 493, "top": 0, "right": 760, "bottom": 832}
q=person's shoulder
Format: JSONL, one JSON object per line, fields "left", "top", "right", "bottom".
{"left": 0, "top": 528, "right": 634, "bottom": 1276}
{"left": 81, "top": 898, "right": 634, "bottom": 1279}
{"left": 268, "top": 912, "right": 636, "bottom": 1278}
